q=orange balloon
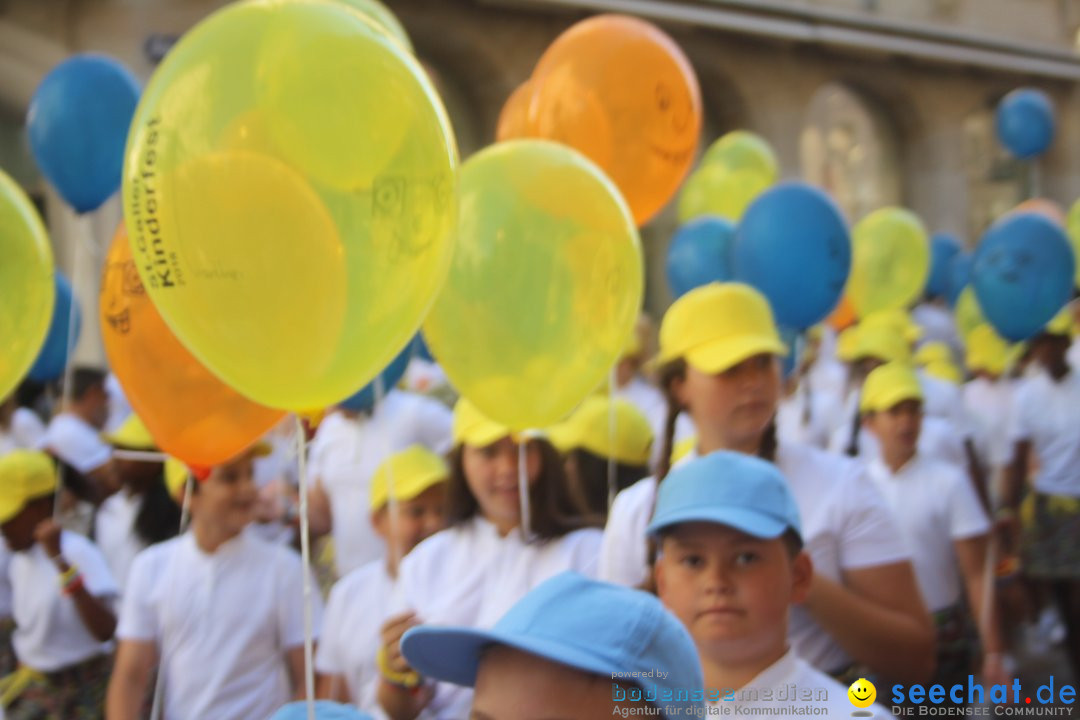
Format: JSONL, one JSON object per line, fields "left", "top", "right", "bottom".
{"left": 1012, "top": 198, "right": 1065, "bottom": 226}
{"left": 828, "top": 295, "right": 856, "bottom": 332}
{"left": 528, "top": 14, "right": 702, "bottom": 226}
{"left": 100, "top": 224, "right": 285, "bottom": 466}
{"left": 496, "top": 81, "right": 535, "bottom": 142}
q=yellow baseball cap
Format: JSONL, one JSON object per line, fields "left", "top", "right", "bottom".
{"left": 548, "top": 397, "right": 653, "bottom": 467}
{"left": 164, "top": 457, "right": 190, "bottom": 500}
{"left": 1044, "top": 307, "right": 1075, "bottom": 337}
{"left": 103, "top": 414, "right": 157, "bottom": 450}
{"left": 965, "top": 324, "right": 1010, "bottom": 375}
{"left": 656, "top": 283, "right": 786, "bottom": 373}
{"left": 370, "top": 445, "right": 448, "bottom": 511}
{"left": 836, "top": 326, "right": 860, "bottom": 362}
{"left": 453, "top": 399, "right": 515, "bottom": 448}
{"left": 0, "top": 451, "right": 57, "bottom": 523}
{"left": 913, "top": 341, "right": 952, "bottom": 367}
{"left": 860, "top": 362, "right": 924, "bottom": 413}
{"left": 852, "top": 324, "right": 912, "bottom": 364}
{"left": 860, "top": 309, "right": 923, "bottom": 344}
{"left": 924, "top": 360, "right": 962, "bottom": 385}
{"left": 671, "top": 436, "right": 696, "bottom": 465}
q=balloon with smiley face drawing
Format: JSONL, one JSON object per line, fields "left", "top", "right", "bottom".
{"left": 972, "top": 212, "right": 1075, "bottom": 342}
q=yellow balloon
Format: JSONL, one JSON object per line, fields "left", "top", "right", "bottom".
{"left": 848, "top": 208, "right": 930, "bottom": 318}
{"left": 0, "top": 170, "right": 54, "bottom": 401}
{"left": 677, "top": 163, "right": 771, "bottom": 223}
{"left": 702, "top": 130, "right": 779, "bottom": 183}
{"left": 955, "top": 287, "right": 986, "bottom": 344}
{"left": 1068, "top": 199, "right": 1080, "bottom": 288}
{"left": 424, "top": 140, "right": 643, "bottom": 429}
{"left": 333, "top": 0, "right": 413, "bottom": 53}
{"left": 122, "top": 0, "right": 458, "bottom": 411}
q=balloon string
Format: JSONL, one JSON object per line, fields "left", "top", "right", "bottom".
{"left": 518, "top": 440, "right": 531, "bottom": 542}
{"left": 294, "top": 415, "right": 316, "bottom": 720}
{"left": 148, "top": 470, "right": 195, "bottom": 720}
{"left": 53, "top": 226, "right": 86, "bottom": 519}
{"left": 111, "top": 450, "right": 168, "bottom": 462}
{"left": 607, "top": 366, "right": 617, "bottom": 511}
{"left": 375, "top": 375, "right": 401, "bottom": 575}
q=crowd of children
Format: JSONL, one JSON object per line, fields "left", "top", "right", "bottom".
{"left": 0, "top": 278, "right": 1076, "bottom": 719}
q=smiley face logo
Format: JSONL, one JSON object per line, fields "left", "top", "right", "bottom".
{"left": 848, "top": 678, "right": 877, "bottom": 709}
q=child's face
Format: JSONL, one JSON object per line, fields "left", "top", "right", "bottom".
{"left": 372, "top": 483, "right": 447, "bottom": 559}
{"left": 191, "top": 452, "right": 257, "bottom": 535}
{"left": 1, "top": 501, "right": 47, "bottom": 552}
{"left": 655, "top": 523, "right": 811, "bottom": 664}
{"left": 865, "top": 400, "right": 922, "bottom": 460}
{"left": 673, "top": 355, "right": 779, "bottom": 450}
{"left": 471, "top": 645, "right": 642, "bottom": 720}
{"left": 461, "top": 438, "right": 541, "bottom": 532}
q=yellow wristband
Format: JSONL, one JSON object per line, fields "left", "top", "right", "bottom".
{"left": 377, "top": 645, "right": 421, "bottom": 689}
{"left": 57, "top": 565, "right": 79, "bottom": 587}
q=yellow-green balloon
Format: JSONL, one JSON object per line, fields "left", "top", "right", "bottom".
{"left": 702, "top": 130, "right": 778, "bottom": 183}
{"left": 122, "top": 0, "right": 457, "bottom": 411}
{"left": 849, "top": 207, "right": 930, "bottom": 318}
{"left": 424, "top": 140, "right": 643, "bottom": 430}
{"left": 955, "top": 287, "right": 986, "bottom": 344}
{"left": 677, "top": 163, "right": 771, "bottom": 223}
{"left": 334, "top": 0, "right": 413, "bottom": 53}
{"left": 1068, "top": 199, "right": 1080, "bottom": 288}
{"left": 0, "top": 170, "right": 54, "bottom": 400}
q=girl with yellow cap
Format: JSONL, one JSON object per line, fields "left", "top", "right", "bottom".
{"left": 377, "top": 400, "right": 601, "bottom": 720}
{"left": 600, "top": 282, "right": 934, "bottom": 684}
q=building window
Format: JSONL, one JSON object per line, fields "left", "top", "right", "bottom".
{"left": 800, "top": 82, "right": 902, "bottom": 223}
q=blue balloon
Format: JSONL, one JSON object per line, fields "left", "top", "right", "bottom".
{"left": 995, "top": 88, "right": 1055, "bottom": 160}
{"left": 270, "top": 701, "right": 372, "bottom": 720}
{"left": 28, "top": 273, "right": 81, "bottom": 382}
{"left": 338, "top": 339, "right": 416, "bottom": 412}
{"left": 972, "top": 213, "right": 1075, "bottom": 342}
{"left": 734, "top": 182, "right": 851, "bottom": 330}
{"left": 27, "top": 55, "right": 140, "bottom": 213}
{"left": 666, "top": 216, "right": 736, "bottom": 298}
{"left": 926, "top": 233, "right": 962, "bottom": 299}
{"left": 944, "top": 252, "right": 971, "bottom": 307}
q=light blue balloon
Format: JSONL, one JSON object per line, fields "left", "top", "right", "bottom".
{"left": 270, "top": 701, "right": 372, "bottom": 720}
{"left": 28, "top": 273, "right": 81, "bottom": 382}
{"left": 734, "top": 182, "right": 851, "bottom": 330}
{"left": 666, "top": 216, "right": 736, "bottom": 298}
{"left": 926, "top": 233, "right": 962, "bottom": 299}
{"left": 945, "top": 252, "right": 972, "bottom": 307}
{"left": 338, "top": 338, "right": 416, "bottom": 412}
{"left": 995, "top": 88, "right": 1055, "bottom": 160}
{"left": 972, "top": 213, "right": 1074, "bottom": 342}
{"left": 27, "top": 54, "right": 140, "bottom": 213}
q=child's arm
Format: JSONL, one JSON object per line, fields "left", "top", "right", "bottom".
{"left": 286, "top": 646, "right": 316, "bottom": 701}
{"left": 315, "top": 673, "right": 350, "bottom": 703}
{"left": 954, "top": 534, "right": 1009, "bottom": 685}
{"left": 106, "top": 640, "right": 156, "bottom": 720}
{"left": 804, "top": 562, "right": 935, "bottom": 684}
{"left": 376, "top": 611, "right": 431, "bottom": 720}
{"left": 36, "top": 519, "right": 116, "bottom": 641}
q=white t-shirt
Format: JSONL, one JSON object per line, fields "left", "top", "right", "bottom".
{"left": 867, "top": 455, "right": 991, "bottom": 612}
{"left": 94, "top": 489, "right": 146, "bottom": 595}
{"left": 389, "top": 518, "right": 602, "bottom": 719}
{"left": 614, "top": 376, "right": 695, "bottom": 471}
{"left": 117, "top": 529, "right": 322, "bottom": 720}
{"left": 316, "top": 561, "right": 394, "bottom": 718}
{"left": 1007, "top": 370, "right": 1080, "bottom": 498}
{"left": 0, "top": 408, "right": 46, "bottom": 455}
{"left": 709, "top": 649, "right": 891, "bottom": 719}
{"left": 912, "top": 303, "right": 962, "bottom": 358}
{"left": 920, "top": 371, "right": 969, "bottom": 434}
{"left": 309, "top": 392, "right": 453, "bottom": 576}
{"left": 599, "top": 443, "right": 910, "bottom": 673}
{"left": 777, "top": 381, "right": 844, "bottom": 450}
{"left": 44, "top": 413, "right": 111, "bottom": 474}
{"left": 829, "top": 413, "right": 966, "bottom": 470}
{"left": 963, "top": 377, "right": 1016, "bottom": 472}
{"left": 11, "top": 531, "right": 117, "bottom": 672}
{"left": 104, "top": 373, "right": 132, "bottom": 434}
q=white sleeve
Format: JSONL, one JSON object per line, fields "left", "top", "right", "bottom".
{"left": 314, "top": 583, "right": 347, "bottom": 675}
{"left": 562, "top": 529, "right": 602, "bottom": 579}
{"left": 278, "top": 552, "right": 324, "bottom": 650}
{"left": 116, "top": 550, "right": 159, "bottom": 642}
{"left": 12, "top": 409, "right": 45, "bottom": 449}
{"left": 46, "top": 418, "right": 112, "bottom": 474}
{"left": 945, "top": 468, "right": 992, "bottom": 541}
{"left": 409, "top": 397, "right": 453, "bottom": 456}
{"left": 836, "top": 466, "right": 911, "bottom": 570}
{"left": 598, "top": 481, "right": 653, "bottom": 586}
{"left": 1006, "top": 382, "right": 1034, "bottom": 444}
{"left": 63, "top": 533, "right": 118, "bottom": 599}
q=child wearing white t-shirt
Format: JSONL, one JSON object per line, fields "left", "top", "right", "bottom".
{"left": 861, "top": 363, "right": 1007, "bottom": 691}
{"left": 107, "top": 444, "right": 322, "bottom": 720}
{"left": 316, "top": 446, "right": 448, "bottom": 716}
{"left": 377, "top": 400, "right": 601, "bottom": 720}
{"left": 0, "top": 450, "right": 117, "bottom": 719}
{"left": 650, "top": 451, "right": 889, "bottom": 719}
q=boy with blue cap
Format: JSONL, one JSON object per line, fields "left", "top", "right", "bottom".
{"left": 649, "top": 451, "right": 888, "bottom": 717}
{"left": 399, "top": 571, "right": 704, "bottom": 719}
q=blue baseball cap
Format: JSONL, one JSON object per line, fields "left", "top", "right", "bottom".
{"left": 269, "top": 701, "right": 372, "bottom": 720}
{"left": 647, "top": 450, "right": 801, "bottom": 540}
{"left": 401, "top": 572, "right": 704, "bottom": 719}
